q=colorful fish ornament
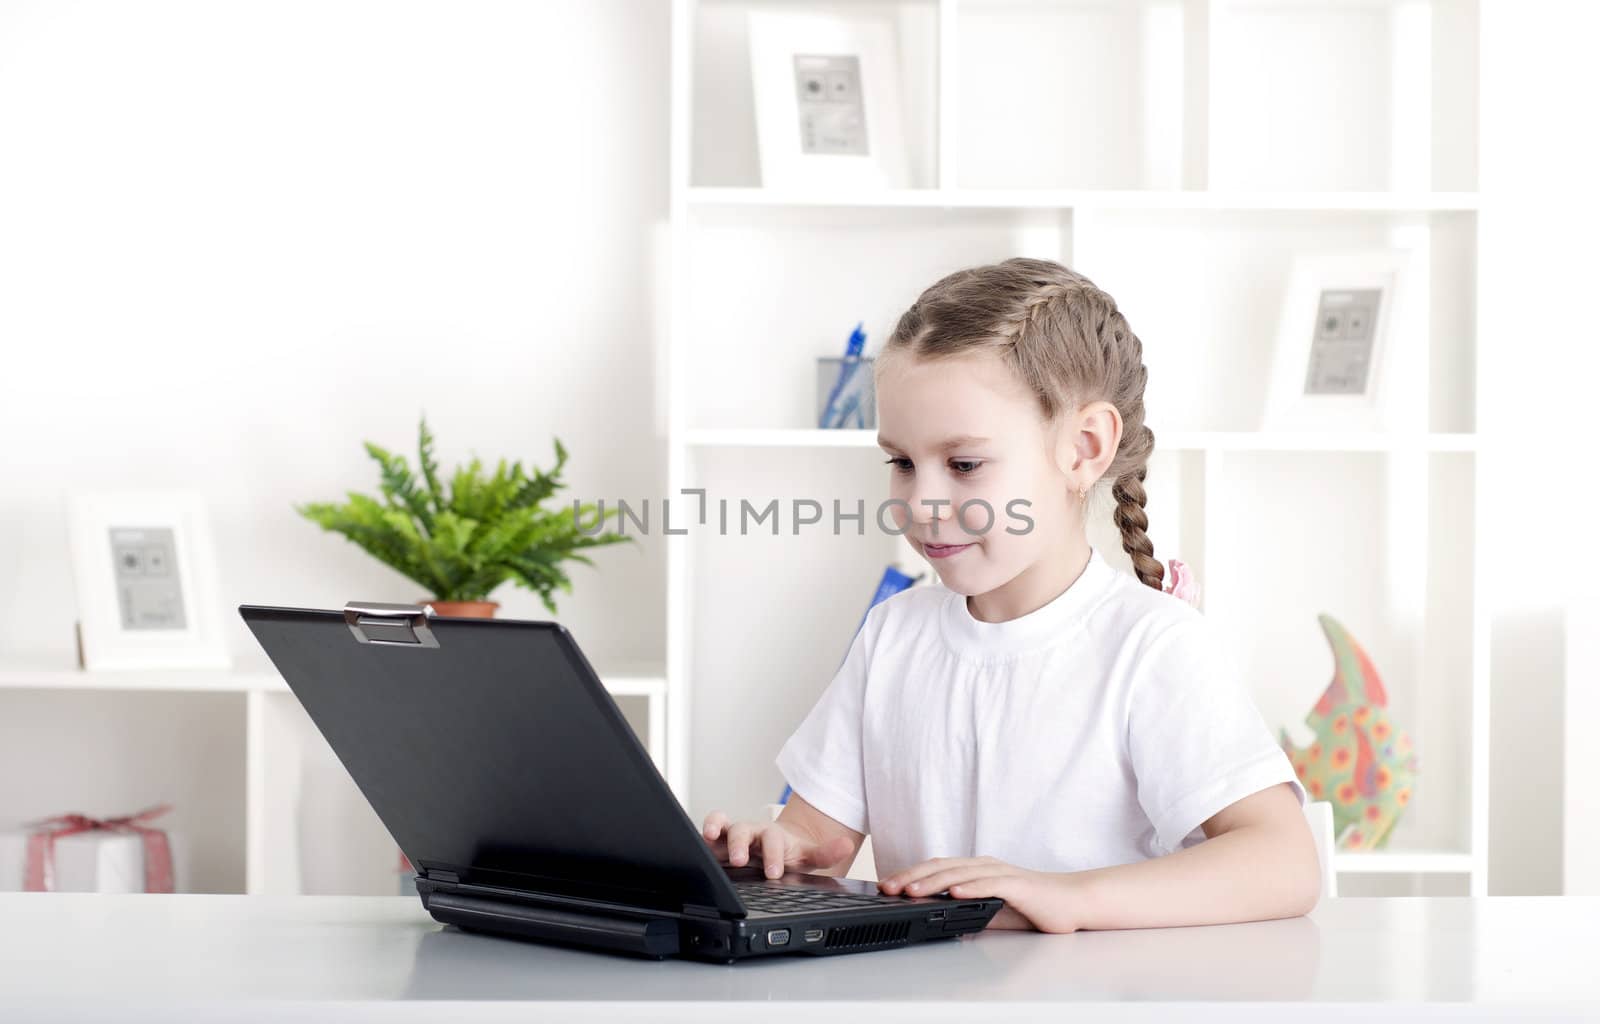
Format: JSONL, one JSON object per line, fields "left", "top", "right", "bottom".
{"left": 1279, "top": 614, "right": 1418, "bottom": 851}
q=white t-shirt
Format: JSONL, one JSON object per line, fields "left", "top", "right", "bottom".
{"left": 775, "top": 545, "right": 1305, "bottom": 878}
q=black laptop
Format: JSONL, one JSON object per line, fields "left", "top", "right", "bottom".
{"left": 238, "top": 601, "right": 1003, "bottom": 962}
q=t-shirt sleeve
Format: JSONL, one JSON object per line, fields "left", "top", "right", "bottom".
{"left": 773, "top": 607, "right": 877, "bottom": 836}
{"left": 1128, "top": 613, "right": 1306, "bottom": 853}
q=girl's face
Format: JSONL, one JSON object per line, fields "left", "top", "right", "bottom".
{"left": 876, "top": 349, "right": 1077, "bottom": 598}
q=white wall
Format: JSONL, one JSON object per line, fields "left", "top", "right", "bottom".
{"left": 1478, "top": 0, "right": 1600, "bottom": 895}
{"left": 0, "top": 0, "right": 669, "bottom": 890}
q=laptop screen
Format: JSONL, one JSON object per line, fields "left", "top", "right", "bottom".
{"left": 240, "top": 605, "right": 743, "bottom": 916}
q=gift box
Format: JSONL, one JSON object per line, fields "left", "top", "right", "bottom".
{"left": 0, "top": 804, "right": 181, "bottom": 893}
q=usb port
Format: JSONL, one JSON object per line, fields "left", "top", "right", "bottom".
{"left": 929, "top": 909, "right": 946, "bottom": 921}
{"left": 765, "top": 928, "right": 790, "bottom": 947}
{"left": 803, "top": 929, "right": 824, "bottom": 942}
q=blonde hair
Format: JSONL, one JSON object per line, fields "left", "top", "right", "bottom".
{"left": 880, "top": 257, "right": 1163, "bottom": 591}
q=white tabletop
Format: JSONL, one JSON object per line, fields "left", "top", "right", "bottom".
{"left": 2, "top": 893, "right": 1596, "bottom": 1022}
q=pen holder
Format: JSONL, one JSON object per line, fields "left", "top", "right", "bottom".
{"left": 816, "top": 356, "right": 876, "bottom": 429}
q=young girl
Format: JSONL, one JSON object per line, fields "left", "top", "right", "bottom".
{"left": 700, "top": 258, "right": 1318, "bottom": 933}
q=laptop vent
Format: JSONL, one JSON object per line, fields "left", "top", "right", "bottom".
{"left": 823, "top": 919, "right": 912, "bottom": 951}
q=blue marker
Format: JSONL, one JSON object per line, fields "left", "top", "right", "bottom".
{"left": 845, "top": 321, "right": 866, "bottom": 358}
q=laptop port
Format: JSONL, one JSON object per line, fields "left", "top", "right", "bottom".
{"left": 928, "top": 909, "right": 946, "bottom": 921}
{"left": 766, "top": 928, "right": 790, "bottom": 947}
{"left": 803, "top": 928, "right": 824, "bottom": 943}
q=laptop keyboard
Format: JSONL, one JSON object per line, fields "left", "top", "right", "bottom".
{"left": 734, "top": 880, "right": 917, "bottom": 914}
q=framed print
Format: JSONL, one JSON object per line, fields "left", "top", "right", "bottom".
{"left": 1261, "top": 248, "right": 1417, "bottom": 433}
{"left": 67, "top": 490, "right": 231, "bottom": 670}
{"left": 747, "top": 9, "right": 910, "bottom": 190}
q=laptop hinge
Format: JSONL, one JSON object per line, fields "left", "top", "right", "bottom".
{"left": 427, "top": 869, "right": 460, "bottom": 885}
{"left": 681, "top": 902, "right": 723, "bottom": 919}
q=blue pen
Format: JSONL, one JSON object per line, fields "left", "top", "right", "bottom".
{"left": 845, "top": 321, "right": 865, "bottom": 358}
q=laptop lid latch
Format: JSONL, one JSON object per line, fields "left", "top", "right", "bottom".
{"left": 344, "top": 601, "right": 440, "bottom": 648}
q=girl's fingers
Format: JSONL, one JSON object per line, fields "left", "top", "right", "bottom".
{"left": 878, "top": 857, "right": 982, "bottom": 894}
{"left": 901, "top": 865, "right": 1018, "bottom": 897}
{"left": 700, "top": 811, "right": 730, "bottom": 859}
{"left": 701, "top": 815, "right": 826, "bottom": 878}
{"left": 760, "top": 824, "right": 788, "bottom": 879}
{"left": 701, "top": 810, "right": 730, "bottom": 841}
{"left": 725, "top": 821, "right": 758, "bottom": 867}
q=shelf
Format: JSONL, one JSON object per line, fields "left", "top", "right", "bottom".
{"left": 0, "top": 658, "right": 666, "bottom": 701}
{"left": 682, "top": 206, "right": 1477, "bottom": 437}
{"left": 686, "top": 428, "right": 1481, "bottom": 454}
{"left": 592, "top": 670, "right": 669, "bottom": 701}
{"left": 0, "top": 658, "right": 285, "bottom": 693}
{"left": 687, "top": 187, "right": 1481, "bottom": 213}
{"left": 689, "top": 428, "right": 880, "bottom": 448}
{"left": 1173, "top": 432, "right": 1480, "bottom": 453}
{"left": 1333, "top": 851, "right": 1477, "bottom": 875}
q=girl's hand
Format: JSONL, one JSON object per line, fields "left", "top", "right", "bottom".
{"left": 877, "top": 855, "right": 1082, "bottom": 934}
{"left": 700, "top": 810, "right": 857, "bottom": 879}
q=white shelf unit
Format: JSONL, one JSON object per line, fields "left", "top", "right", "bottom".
{"left": 0, "top": 660, "right": 665, "bottom": 895}
{"left": 668, "top": 0, "right": 1486, "bottom": 894}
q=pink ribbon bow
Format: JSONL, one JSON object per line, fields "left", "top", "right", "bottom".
{"left": 22, "top": 803, "right": 175, "bottom": 893}
{"left": 1163, "top": 558, "right": 1199, "bottom": 607}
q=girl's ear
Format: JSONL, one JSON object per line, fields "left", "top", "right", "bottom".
{"left": 1053, "top": 401, "right": 1121, "bottom": 482}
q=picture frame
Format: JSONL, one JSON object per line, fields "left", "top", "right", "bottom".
{"left": 1261, "top": 248, "right": 1417, "bottom": 433}
{"left": 67, "top": 490, "right": 231, "bottom": 670}
{"left": 746, "top": 9, "right": 910, "bottom": 190}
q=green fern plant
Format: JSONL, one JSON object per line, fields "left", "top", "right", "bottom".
{"left": 296, "top": 417, "right": 631, "bottom": 611}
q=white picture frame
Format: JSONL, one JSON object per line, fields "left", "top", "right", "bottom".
{"left": 747, "top": 9, "right": 910, "bottom": 190}
{"left": 67, "top": 490, "right": 231, "bottom": 670}
{"left": 1261, "top": 248, "right": 1417, "bottom": 433}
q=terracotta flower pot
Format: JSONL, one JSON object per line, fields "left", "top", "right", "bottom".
{"left": 421, "top": 599, "right": 499, "bottom": 619}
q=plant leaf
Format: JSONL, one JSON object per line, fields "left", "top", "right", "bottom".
{"left": 364, "top": 441, "right": 434, "bottom": 535}
{"left": 300, "top": 428, "right": 623, "bottom": 606}
{"left": 418, "top": 416, "right": 445, "bottom": 515}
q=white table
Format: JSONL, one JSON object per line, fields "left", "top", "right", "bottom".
{"left": 2, "top": 894, "right": 1596, "bottom": 1021}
